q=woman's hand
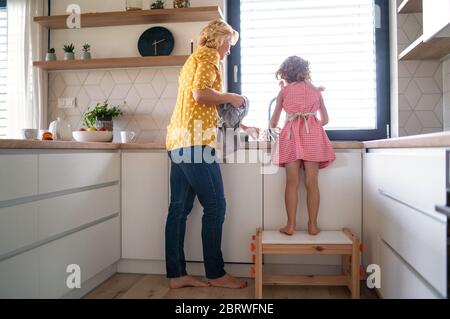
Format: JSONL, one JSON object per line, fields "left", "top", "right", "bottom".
{"left": 227, "top": 93, "right": 245, "bottom": 108}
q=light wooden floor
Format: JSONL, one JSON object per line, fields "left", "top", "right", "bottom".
{"left": 84, "top": 274, "right": 379, "bottom": 299}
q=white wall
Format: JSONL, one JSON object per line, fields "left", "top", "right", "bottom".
{"left": 50, "top": 0, "right": 224, "bottom": 58}
{"left": 47, "top": 0, "right": 225, "bottom": 143}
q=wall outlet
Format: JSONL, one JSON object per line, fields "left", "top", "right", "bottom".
{"left": 58, "top": 97, "right": 77, "bottom": 109}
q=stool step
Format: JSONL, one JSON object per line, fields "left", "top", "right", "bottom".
{"left": 262, "top": 230, "right": 352, "bottom": 245}
{"left": 263, "top": 275, "right": 349, "bottom": 286}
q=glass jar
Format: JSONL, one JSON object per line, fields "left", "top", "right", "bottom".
{"left": 173, "top": 0, "right": 190, "bottom": 8}
{"left": 126, "top": 0, "right": 143, "bottom": 11}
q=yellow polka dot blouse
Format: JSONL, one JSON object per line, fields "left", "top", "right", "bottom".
{"left": 166, "top": 46, "right": 223, "bottom": 151}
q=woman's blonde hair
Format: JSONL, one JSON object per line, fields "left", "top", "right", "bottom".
{"left": 198, "top": 19, "right": 239, "bottom": 49}
{"left": 276, "top": 56, "right": 311, "bottom": 83}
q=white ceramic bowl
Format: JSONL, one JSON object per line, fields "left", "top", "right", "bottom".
{"left": 72, "top": 131, "right": 113, "bottom": 143}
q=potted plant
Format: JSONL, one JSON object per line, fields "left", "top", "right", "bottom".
{"left": 63, "top": 43, "right": 75, "bottom": 60}
{"left": 81, "top": 43, "right": 91, "bottom": 60}
{"left": 46, "top": 48, "right": 56, "bottom": 61}
{"left": 82, "top": 100, "right": 123, "bottom": 131}
{"left": 151, "top": 0, "right": 165, "bottom": 9}
{"left": 173, "top": 0, "right": 190, "bottom": 8}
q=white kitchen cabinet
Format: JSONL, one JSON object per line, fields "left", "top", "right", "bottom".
{"left": 363, "top": 148, "right": 447, "bottom": 298}
{"left": 378, "top": 238, "right": 440, "bottom": 299}
{"left": 39, "top": 216, "right": 120, "bottom": 299}
{"left": 121, "top": 151, "right": 169, "bottom": 260}
{"left": 184, "top": 150, "right": 263, "bottom": 263}
{"left": 263, "top": 150, "right": 362, "bottom": 266}
{"left": 0, "top": 153, "right": 37, "bottom": 202}
{"left": 0, "top": 249, "right": 39, "bottom": 299}
{"left": 38, "top": 152, "right": 120, "bottom": 194}
{"left": 0, "top": 203, "right": 37, "bottom": 257}
{"left": 423, "top": 0, "right": 450, "bottom": 40}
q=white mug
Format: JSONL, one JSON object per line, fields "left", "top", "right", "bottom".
{"left": 121, "top": 131, "right": 136, "bottom": 143}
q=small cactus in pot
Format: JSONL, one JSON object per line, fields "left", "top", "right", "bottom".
{"left": 63, "top": 43, "right": 75, "bottom": 60}
{"left": 46, "top": 48, "right": 56, "bottom": 61}
{"left": 81, "top": 43, "right": 91, "bottom": 60}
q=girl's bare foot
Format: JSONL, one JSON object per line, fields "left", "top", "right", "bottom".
{"left": 169, "top": 276, "right": 209, "bottom": 289}
{"left": 208, "top": 274, "right": 248, "bottom": 289}
{"left": 308, "top": 222, "right": 320, "bottom": 235}
{"left": 279, "top": 225, "right": 295, "bottom": 236}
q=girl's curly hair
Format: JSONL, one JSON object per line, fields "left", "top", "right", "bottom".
{"left": 276, "top": 56, "right": 311, "bottom": 83}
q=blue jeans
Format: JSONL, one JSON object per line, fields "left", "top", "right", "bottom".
{"left": 165, "top": 146, "right": 226, "bottom": 279}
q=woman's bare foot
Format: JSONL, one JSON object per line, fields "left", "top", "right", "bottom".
{"left": 279, "top": 225, "right": 295, "bottom": 236}
{"left": 169, "top": 276, "right": 209, "bottom": 289}
{"left": 308, "top": 221, "right": 321, "bottom": 235}
{"left": 208, "top": 274, "right": 248, "bottom": 289}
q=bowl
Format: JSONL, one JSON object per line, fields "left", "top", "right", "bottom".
{"left": 20, "top": 129, "right": 39, "bottom": 140}
{"left": 72, "top": 131, "right": 113, "bottom": 143}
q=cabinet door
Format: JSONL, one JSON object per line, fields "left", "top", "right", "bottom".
{"left": 121, "top": 152, "right": 169, "bottom": 260}
{"left": 0, "top": 249, "right": 39, "bottom": 299}
{"left": 423, "top": 0, "right": 450, "bottom": 40}
{"left": 184, "top": 150, "right": 263, "bottom": 263}
{"left": 362, "top": 152, "right": 383, "bottom": 268}
{"left": 263, "top": 150, "right": 362, "bottom": 265}
{"left": 0, "top": 153, "right": 37, "bottom": 202}
{"left": 378, "top": 238, "right": 441, "bottom": 299}
{"left": 39, "top": 152, "right": 120, "bottom": 194}
{"left": 39, "top": 217, "right": 120, "bottom": 299}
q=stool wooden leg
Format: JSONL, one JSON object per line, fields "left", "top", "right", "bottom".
{"left": 255, "top": 228, "right": 263, "bottom": 299}
{"left": 342, "top": 255, "right": 350, "bottom": 275}
{"left": 351, "top": 237, "right": 361, "bottom": 299}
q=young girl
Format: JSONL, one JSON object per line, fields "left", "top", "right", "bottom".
{"left": 270, "top": 56, "right": 336, "bottom": 236}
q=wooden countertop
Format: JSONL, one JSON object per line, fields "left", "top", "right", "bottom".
{"left": 363, "top": 132, "right": 450, "bottom": 149}
{"left": 1, "top": 132, "right": 449, "bottom": 150}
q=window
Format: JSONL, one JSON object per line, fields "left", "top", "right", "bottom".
{"left": 0, "top": 0, "right": 6, "bottom": 138}
{"left": 227, "top": 0, "right": 390, "bottom": 141}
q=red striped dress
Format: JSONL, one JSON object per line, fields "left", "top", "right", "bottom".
{"left": 272, "top": 82, "right": 336, "bottom": 169}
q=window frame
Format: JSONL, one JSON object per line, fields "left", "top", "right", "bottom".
{"left": 227, "top": 0, "right": 390, "bottom": 141}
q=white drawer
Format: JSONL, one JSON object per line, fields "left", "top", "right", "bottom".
{"left": 39, "top": 216, "right": 120, "bottom": 299}
{"left": 378, "top": 238, "right": 441, "bottom": 299}
{"left": 38, "top": 185, "right": 120, "bottom": 241}
{"left": 373, "top": 149, "right": 446, "bottom": 215}
{"left": 0, "top": 154, "right": 38, "bottom": 202}
{"left": 38, "top": 152, "right": 120, "bottom": 194}
{"left": 0, "top": 203, "right": 37, "bottom": 257}
{"left": 378, "top": 191, "right": 447, "bottom": 296}
{"left": 0, "top": 249, "right": 39, "bottom": 298}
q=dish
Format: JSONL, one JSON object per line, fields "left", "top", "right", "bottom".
{"left": 72, "top": 131, "right": 113, "bottom": 143}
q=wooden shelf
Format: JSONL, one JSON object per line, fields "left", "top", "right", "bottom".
{"left": 399, "top": 35, "right": 450, "bottom": 60}
{"left": 33, "top": 55, "right": 189, "bottom": 70}
{"left": 398, "top": 0, "right": 422, "bottom": 14}
{"left": 34, "top": 6, "right": 223, "bottom": 29}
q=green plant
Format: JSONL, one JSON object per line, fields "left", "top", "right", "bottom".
{"left": 83, "top": 101, "right": 123, "bottom": 128}
{"left": 151, "top": 0, "right": 165, "bottom": 9}
{"left": 82, "top": 43, "right": 91, "bottom": 52}
{"left": 48, "top": 48, "right": 55, "bottom": 54}
{"left": 63, "top": 43, "right": 75, "bottom": 53}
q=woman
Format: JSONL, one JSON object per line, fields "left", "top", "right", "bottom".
{"left": 165, "top": 20, "right": 249, "bottom": 289}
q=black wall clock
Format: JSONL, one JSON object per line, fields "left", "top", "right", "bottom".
{"left": 138, "top": 27, "right": 175, "bottom": 56}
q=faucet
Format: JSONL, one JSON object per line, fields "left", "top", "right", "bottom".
{"left": 267, "top": 97, "right": 278, "bottom": 142}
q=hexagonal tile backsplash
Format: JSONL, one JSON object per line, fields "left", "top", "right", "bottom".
{"left": 48, "top": 67, "right": 181, "bottom": 143}
{"left": 397, "top": 12, "right": 444, "bottom": 136}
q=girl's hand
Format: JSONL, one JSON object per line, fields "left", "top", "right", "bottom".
{"left": 228, "top": 93, "right": 245, "bottom": 108}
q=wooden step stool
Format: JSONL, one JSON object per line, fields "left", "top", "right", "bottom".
{"left": 252, "top": 228, "right": 361, "bottom": 299}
